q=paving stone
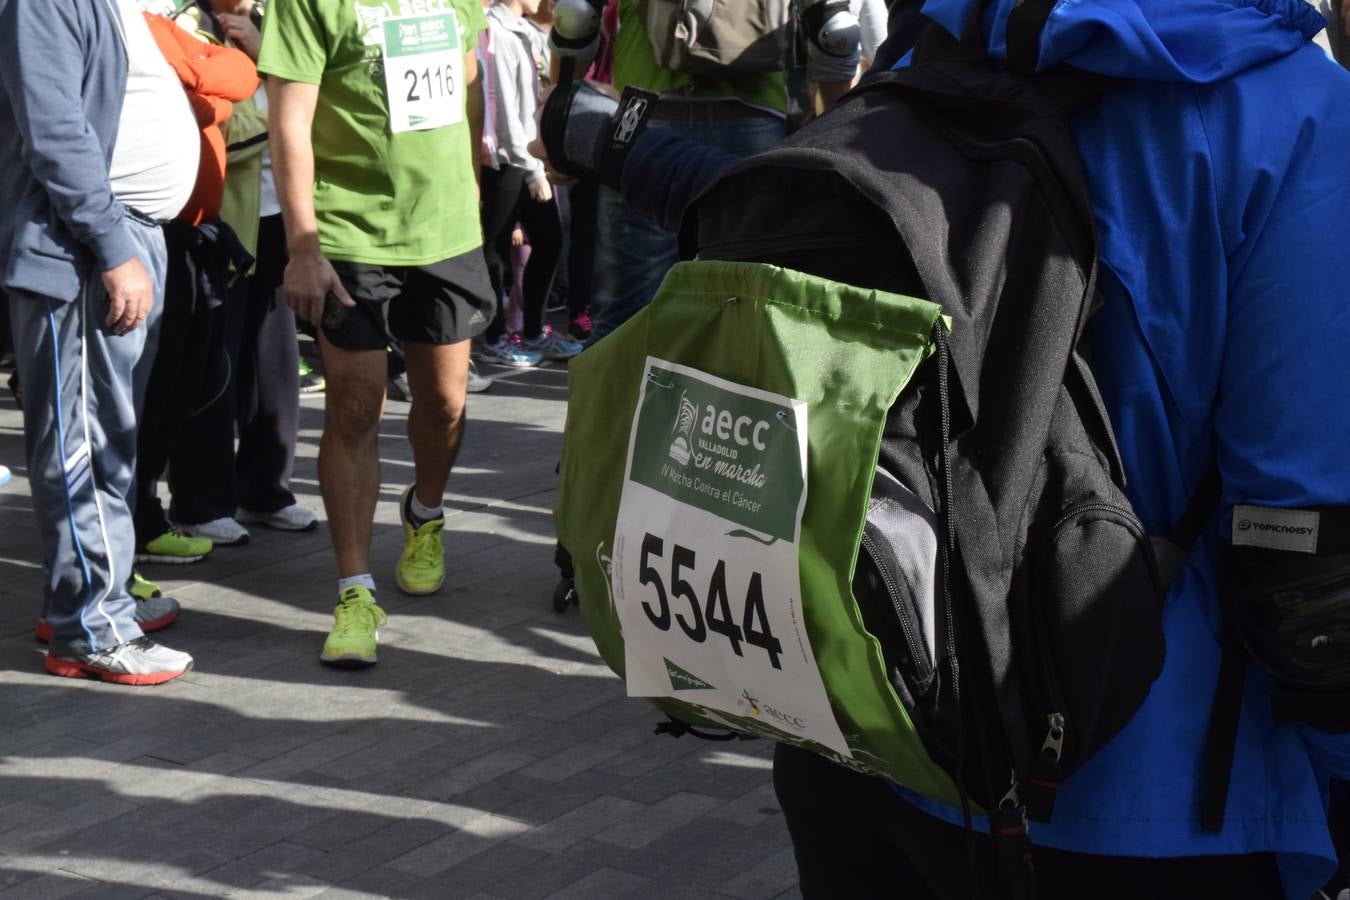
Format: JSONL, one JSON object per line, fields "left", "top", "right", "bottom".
{"left": 228, "top": 879, "right": 332, "bottom": 900}
{"left": 594, "top": 791, "right": 724, "bottom": 849}
{"left": 0, "top": 872, "right": 100, "bottom": 900}
{"left": 197, "top": 841, "right": 330, "bottom": 891}
{"left": 0, "top": 797, "right": 142, "bottom": 855}
{"left": 413, "top": 749, "right": 537, "bottom": 802}
{"left": 383, "top": 813, "right": 528, "bottom": 877}
{"left": 334, "top": 865, "right": 429, "bottom": 898}
{"left": 0, "top": 801, "right": 54, "bottom": 837}
{"left": 517, "top": 736, "right": 634, "bottom": 784}
{"left": 0, "top": 866, "right": 43, "bottom": 892}
{"left": 486, "top": 840, "right": 644, "bottom": 900}
{"left": 35, "top": 843, "right": 229, "bottom": 891}
{"left": 64, "top": 881, "right": 158, "bottom": 900}
{"left": 293, "top": 818, "right": 453, "bottom": 883}
{"left": 542, "top": 867, "right": 653, "bottom": 900}
{"left": 513, "top": 795, "right": 646, "bottom": 852}
{"left": 497, "top": 768, "right": 665, "bottom": 827}
{"left": 705, "top": 782, "right": 782, "bottom": 829}
{"left": 717, "top": 847, "right": 802, "bottom": 900}
{"left": 238, "top": 731, "right": 384, "bottom": 782}
{"left": 617, "top": 816, "right": 792, "bottom": 894}
{"left": 420, "top": 842, "right": 550, "bottom": 899}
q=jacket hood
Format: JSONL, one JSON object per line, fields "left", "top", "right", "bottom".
{"left": 920, "top": 0, "right": 1326, "bottom": 82}
{"left": 487, "top": 2, "right": 537, "bottom": 36}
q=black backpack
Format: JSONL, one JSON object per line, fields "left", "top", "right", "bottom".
{"left": 680, "top": 11, "right": 1209, "bottom": 857}
{"left": 552, "top": 4, "right": 1229, "bottom": 881}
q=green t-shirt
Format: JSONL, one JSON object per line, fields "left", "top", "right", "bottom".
{"left": 611, "top": 0, "right": 787, "bottom": 115}
{"left": 258, "top": 0, "right": 487, "bottom": 266}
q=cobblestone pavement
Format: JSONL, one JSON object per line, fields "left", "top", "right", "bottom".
{"left": 0, "top": 360, "right": 800, "bottom": 900}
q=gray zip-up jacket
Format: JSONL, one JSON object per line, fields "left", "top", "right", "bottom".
{"left": 486, "top": 3, "right": 548, "bottom": 183}
{"left": 0, "top": 0, "right": 138, "bottom": 303}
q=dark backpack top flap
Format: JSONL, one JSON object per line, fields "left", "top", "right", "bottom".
{"left": 697, "top": 64, "right": 1100, "bottom": 435}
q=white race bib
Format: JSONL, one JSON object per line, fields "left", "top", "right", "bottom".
{"left": 381, "top": 11, "right": 464, "bottom": 133}
{"left": 611, "top": 359, "right": 851, "bottom": 757}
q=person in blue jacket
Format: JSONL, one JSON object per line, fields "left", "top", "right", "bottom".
{"left": 539, "top": 0, "right": 1350, "bottom": 894}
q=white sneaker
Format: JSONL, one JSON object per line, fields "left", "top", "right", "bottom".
{"left": 0, "top": 465, "right": 10, "bottom": 487}
{"left": 467, "top": 360, "right": 493, "bottom": 394}
{"left": 45, "top": 636, "right": 193, "bottom": 685}
{"left": 236, "top": 504, "right": 318, "bottom": 532}
{"left": 178, "top": 516, "right": 250, "bottom": 546}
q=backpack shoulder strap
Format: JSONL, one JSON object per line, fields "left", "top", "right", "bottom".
{"left": 1151, "top": 460, "right": 1221, "bottom": 590}
{"left": 1201, "top": 632, "right": 1246, "bottom": 832}
{"left": 1142, "top": 460, "right": 1235, "bottom": 833}
{"left": 1005, "top": 0, "right": 1057, "bottom": 77}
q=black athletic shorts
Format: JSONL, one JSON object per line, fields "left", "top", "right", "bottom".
{"left": 324, "top": 250, "right": 495, "bottom": 351}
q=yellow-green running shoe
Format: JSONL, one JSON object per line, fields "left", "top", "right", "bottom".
{"left": 136, "top": 529, "right": 213, "bottom": 565}
{"left": 397, "top": 486, "right": 445, "bottom": 595}
{"left": 320, "top": 586, "right": 386, "bottom": 666}
{"left": 298, "top": 357, "right": 325, "bottom": 394}
{"left": 130, "top": 571, "right": 162, "bottom": 600}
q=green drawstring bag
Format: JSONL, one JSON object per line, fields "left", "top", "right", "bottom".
{"left": 556, "top": 260, "right": 960, "bottom": 807}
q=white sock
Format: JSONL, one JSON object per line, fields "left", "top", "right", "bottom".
{"left": 338, "top": 574, "right": 377, "bottom": 596}
{"left": 409, "top": 490, "right": 443, "bottom": 523}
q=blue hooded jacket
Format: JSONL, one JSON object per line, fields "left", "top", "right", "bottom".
{"left": 889, "top": 1, "right": 1350, "bottom": 895}
{"left": 618, "top": 1, "right": 1350, "bottom": 894}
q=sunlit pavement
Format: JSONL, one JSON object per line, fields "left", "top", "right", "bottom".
{"left": 0, "top": 360, "right": 798, "bottom": 900}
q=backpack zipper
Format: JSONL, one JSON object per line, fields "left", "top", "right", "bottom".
{"left": 1022, "top": 500, "right": 1148, "bottom": 822}
{"left": 858, "top": 530, "right": 935, "bottom": 685}
{"left": 992, "top": 774, "right": 1033, "bottom": 882}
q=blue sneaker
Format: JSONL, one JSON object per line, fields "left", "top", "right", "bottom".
{"left": 523, "top": 326, "right": 584, "bottom": 361}
{"left": 479, "top": 335, "right": 542, "bottom": 368}
{"left": 0, "top": 465, "right": 9, "bottom": 487}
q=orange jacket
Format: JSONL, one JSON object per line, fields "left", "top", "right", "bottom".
{"left": 144, "top": 14, "right": 259, "bottom": 224}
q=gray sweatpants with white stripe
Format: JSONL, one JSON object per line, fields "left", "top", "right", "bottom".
{"left": 8, "top": 218, "right": 166, "bottom": 657}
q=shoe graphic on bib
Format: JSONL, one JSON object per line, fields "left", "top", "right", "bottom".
{"left": 397, "top": 486, "right": 445, "bottom": 595}
{"left": 320, "top": 585, "right": 386, "bottom": 666}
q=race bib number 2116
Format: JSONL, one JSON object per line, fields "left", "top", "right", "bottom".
{"left": 382, "top": 11, "right": 463, "bottom": 133}
{"left": 612, "top": 359, "right": 851, "bottom": 758}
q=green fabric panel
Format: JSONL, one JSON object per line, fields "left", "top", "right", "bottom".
{"left": 220, "top": 96, "right": 268, "bottom": 257}
{"left": 611, "top": 0, "right": 788, "bottom": 115}
{"left": 557, "top": 260, "right": 961, "bottom": 806}
{"left": 257, "top": 0, "right": 486, "bottom": 265}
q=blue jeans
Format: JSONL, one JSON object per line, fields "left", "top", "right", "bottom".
{"left": 589, "top": 110, "right": 787, "bottom": 344}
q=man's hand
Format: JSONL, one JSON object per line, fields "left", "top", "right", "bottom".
{"left": 283, "top": 248, "right": 353, "bottom": 326}
{"left": 527, "top": 176, "right": 553, "bottom": 203}
{"left": 218, "top": 12, "right": 261, "bottom": 61}
{"left": 103, "top": 257, "right": 154, "bottom": 335}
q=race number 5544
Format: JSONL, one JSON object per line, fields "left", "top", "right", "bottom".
{"left": 635, "top": 531, "right": 784, "bottom": 669}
